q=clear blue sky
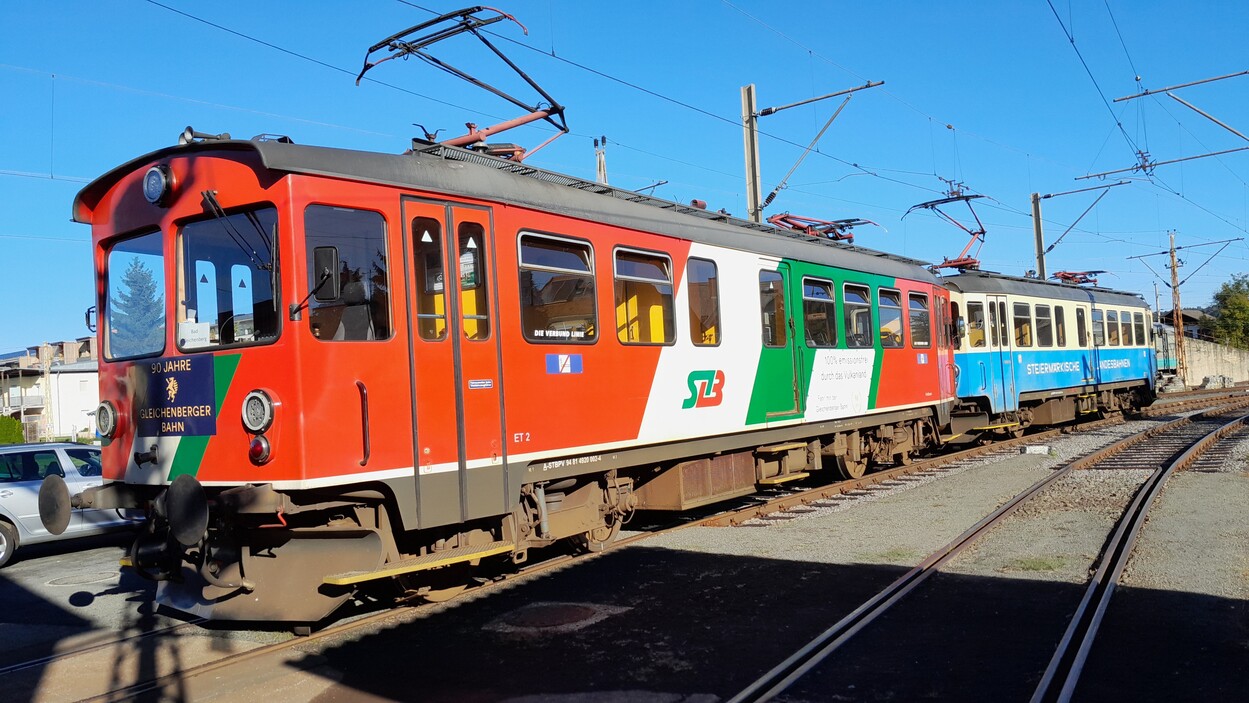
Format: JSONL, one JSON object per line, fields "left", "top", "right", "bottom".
{"left": 3, "top": 1, "right": 1248, "bottom": 353}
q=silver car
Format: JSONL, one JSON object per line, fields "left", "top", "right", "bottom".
{"left": 0, "top": 443, "right": 138, "bottom": 567}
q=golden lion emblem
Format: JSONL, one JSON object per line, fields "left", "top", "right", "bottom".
{"left": 166, "top": 377, "right": 179, "bottom": 403}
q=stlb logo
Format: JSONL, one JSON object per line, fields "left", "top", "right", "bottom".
{"left": 682, "top": 370, "right": 726, "bottom": 409}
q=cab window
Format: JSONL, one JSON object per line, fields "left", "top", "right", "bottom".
{"left": 305, "top": 205, "right": 391, "bottom": 342}
{"left": 178, "top": 207, "right": 280, "bottom": 351}
{"left": 105, "top": 230, "right": 166, "bottom": 360}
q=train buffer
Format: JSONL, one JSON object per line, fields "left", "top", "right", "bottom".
{"left": 323, "top": 540, "right": 514, "bottom": 586}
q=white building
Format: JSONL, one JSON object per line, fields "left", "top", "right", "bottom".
{"left": 1, "top": 338, "right": 98, "bottom": 442}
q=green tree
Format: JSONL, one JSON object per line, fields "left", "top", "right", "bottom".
{"left": 1208, "top": 274, "right": 1249, "bottom": 349}
{"left": 109, "top": 257, "right": 164, "bottom": 356}
{"left": 0, "top": 416, "right": 22, "bottom": 444}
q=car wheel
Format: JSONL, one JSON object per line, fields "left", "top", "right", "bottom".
{"left": 0, "top": 521, "right": 18, "bottom": 568}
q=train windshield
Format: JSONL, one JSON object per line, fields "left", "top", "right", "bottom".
{"left": 177, "top": 207, "right": 280, "bottom": 350}
{"left": 105, "top": 230, "right": 167, "bottom": 359}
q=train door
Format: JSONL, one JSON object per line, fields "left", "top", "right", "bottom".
{"left": 752, "top": 263, "right": 801, "bottom": 422}
{"left": 986, "top": 294, "right": 1017, "bottom": 412}
{"left": 402, "top": 198, "right": 506, "bottom": 528}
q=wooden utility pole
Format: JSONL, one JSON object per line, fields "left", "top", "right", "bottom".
{"left": 1168, "top": 231, "right": 1188, "bottom": 386}
{"left": 1031, "top": 193, "right": 1046, "bottom": 279}
{"left": 741, "top": 84, "right": 762, "bottom": 223}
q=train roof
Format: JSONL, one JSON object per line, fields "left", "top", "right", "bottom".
{"left": 943, "top": 269, "right": 1149, "bottom": 309}
{"left": 74, "top": 137, "right": 940, "bottom": 285}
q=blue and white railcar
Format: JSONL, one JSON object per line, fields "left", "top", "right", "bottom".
{"left": 944, "top": 271, "right": 1155, "bottom": 439}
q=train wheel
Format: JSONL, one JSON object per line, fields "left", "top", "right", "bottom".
{"left": 575, "top": 518, "right": 621, "bottom": 553}
{"left": 835, "top": 455, "right": 868, "bottom": 480}
{"left": 894, "top": 451, "right": 913, "bottom": 466}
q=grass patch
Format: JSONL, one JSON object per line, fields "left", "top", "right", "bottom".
{"left": 1005, "top": 555, "right": 1067, "bottom": 572}
{"left": 875, "top": 547, "right": 920, "bottom": 562}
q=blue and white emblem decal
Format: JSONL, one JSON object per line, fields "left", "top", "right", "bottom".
{"left": 545, "top": 353, "right": 583, "bottom": 374}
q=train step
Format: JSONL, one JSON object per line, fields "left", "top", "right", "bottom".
{"left": 758, "top": 472, "right": 810, "bottom": 485}
{"left": 323, "top": 540, "right": 514, "bottom": 586}
{"left": 756, "top": 441, "right": 808, "bottom": 453}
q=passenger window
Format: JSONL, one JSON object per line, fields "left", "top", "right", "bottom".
{"left": 1092, "top": 309, "right": 1105, "bottom": 346}
{"left": 1120, "top": 310, "right": 1132, "bottom": 346}
{"left": 1107, "top": 311, "right": 1120, "bottom": 346}
{"left": 1133, "top": 313, "right": 1146, "bottom": 346}
{"left": 4, "top": 451, "right": 65, "bottom": 482}
{"left": 759, "top": 271, "right": 787, "bottom": 347}
{"left": 803, "top": 278, "right": 837, "bottom": 348}
{"left": 844, "top": 284, "right": 873, "bottom": 348}
{"left": 614, "top": 248, "right": 674, "bottom": 344}
{"left": 305, "top": 205, "right": 391, "bottom": 342}
{"left": 458, "top": 223, "right": 490, "bottom": 341}
{"left": 413, "top": 217, "right": 446, "bottom": 341}
{"left": 1036, "top": 305, "right": 1053, "bottom": 347}
{"left": 998, "top": 302, "right": 1009, "bottom": 347}
{"left": 967, "top": 302, "right": 987, "bottom": 348}
{"left": 1013, "top": 303, "right": 1033, "bottom": 347}
{"left": 65, "top": 448, "right": 102, "bottom": 477}
{"left": 1055, "top": 306, "right": 1067, "bottom": 347}
{"left": 519, "top": 234, "right": 597, "bottom": 343}
{"left": 879, "top": 289, "right": 904, "bottom": 347}
{"left": 987, "top": 303, "right": 1000, "bottom": 347}
{"left": 687, "top": 258, "right": 720, "bottom": 346}
{"left": 909, "top": 293, "right": 931, "bottom": 348}
{"left": 950, "top": 301, "right": 963, "bottom": 350}
{"left": 0, "top": 456, "right": 19, "bottom": 483}
{"left": 615, "top": 249, "right": 675, "bottom": 345}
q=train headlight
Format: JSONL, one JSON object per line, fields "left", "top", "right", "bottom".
{"left": 142, "top": 165, "right": 172, "bottom": 205}
{"left": 96, "top": 400, "right": 118, "bottom": 439}
{"left": 241, "top": 390, "right": 274, "bottom": 434}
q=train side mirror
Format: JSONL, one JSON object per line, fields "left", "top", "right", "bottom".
{"left": 85, "top": 305, "right": 97, "bottom": 333}
{"left": 312, "top": 247, "right": 341, "bottom": 302}
{"left": 954, "top": 318, "right": 966, "bottom": 340}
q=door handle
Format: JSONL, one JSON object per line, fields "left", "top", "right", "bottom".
{"left": 356, "top": 380, "right": 371, "bottom": 467}
{"left": 0, "top": 490, "right": 12, "bottom": 499}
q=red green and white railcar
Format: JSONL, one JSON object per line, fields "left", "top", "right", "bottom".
{"left": 44, "top": 135, "right": 956, "bottom": 622}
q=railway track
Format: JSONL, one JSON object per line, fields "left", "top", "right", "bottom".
{"left": 724, "top": 401, "right": 1249, "bottom": 702}
{"left": 13, "top": 392, "right": 1247, "bottom": 700}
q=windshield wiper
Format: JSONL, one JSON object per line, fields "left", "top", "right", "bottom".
{"left": 201, "top": 190, "right": 273, "bottom": 271}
